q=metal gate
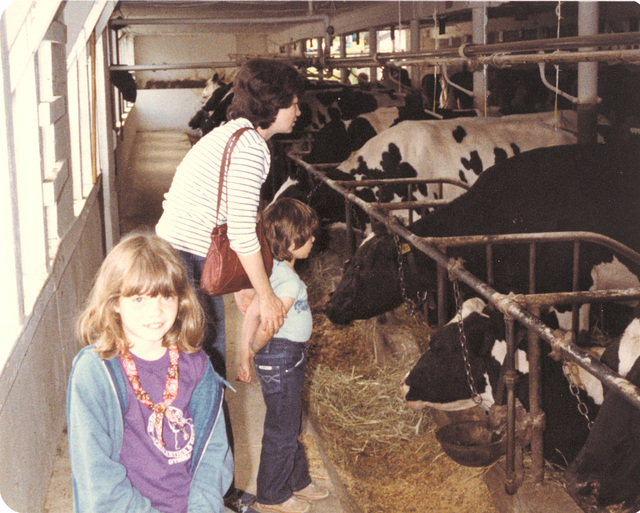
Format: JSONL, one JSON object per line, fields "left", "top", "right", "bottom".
{"left": 288, "top": 152, "right": 640, "bottom": 494}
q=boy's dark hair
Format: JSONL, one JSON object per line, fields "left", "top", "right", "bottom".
{"left": 262, "top": 198, "right": 319, "bottom": 262}
{"left": 227, "top": 59, "right": 306, "bottom": 129}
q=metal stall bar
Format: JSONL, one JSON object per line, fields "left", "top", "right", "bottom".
{"left": 291, "top": 153, "right": 640, "bottom": 410}
{"left": 419, "top": 231, "right": 640, "bottom": 327}
{"left": 289, "top": 154, "right": 640, "bottom": 493}
{"left": 330, "top": 176, "right": 471, "bottom": 255}
{"left": 106, "top": 30, "right": 640, "bottom": 72}
{"left": 418, "top": 231, "right": 640, "bottom": 484}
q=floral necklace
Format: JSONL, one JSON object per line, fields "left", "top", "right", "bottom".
{"left": 121, "top": 345, "right": 188, "bottom": 447}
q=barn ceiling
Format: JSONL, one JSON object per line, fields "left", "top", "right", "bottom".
{"left": 111, "top": 1, "right": 386, "bottom": 35}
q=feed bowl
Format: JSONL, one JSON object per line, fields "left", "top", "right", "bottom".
{"left": 435, "top": 421, "right": 506, "bottom": 467}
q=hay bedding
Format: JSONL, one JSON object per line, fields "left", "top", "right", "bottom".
{"left": 299, "top": 227, "right": 498, "bottom": 513}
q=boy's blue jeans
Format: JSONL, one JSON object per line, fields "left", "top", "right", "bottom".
{"left": 254, "top": 338, "right": 311, "bottom": 505}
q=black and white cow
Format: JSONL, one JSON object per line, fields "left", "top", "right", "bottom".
{"left": 325, "top": 142, "right": 640, "bottom": 327}
{"left": 564, "top": 306, "right": 640, "bottom": 507}
{"left": 337, "top": 111, "right": 579, "bottom": 204}
{"left": 188, "top": 79, "right": 234, "bottom": 137}
{"left": 298, "top": 84, "right": 419, "bottom": 164}
{"left": 271, "top": 111, "right": 582, "bottom": 232}
{"left": 304, "top": 92, "right": 440, "bottom": 164}
{"left": 400, "top": 298, "right": 603, "bottom": 466}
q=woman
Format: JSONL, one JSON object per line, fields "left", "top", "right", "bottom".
{"left": 156, "top": 58, "right": 305, "bottom": 379}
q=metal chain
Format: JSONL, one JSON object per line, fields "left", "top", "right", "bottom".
{"left": 453, "top": 279, "right": 483, "bottom": 405}
{"left": 562, "top": 363, "right": 594, "bottom": 430}
{"left": 393, "top": 232, "right": 414, "bottom": 314}
{"left": 303, "top": 165, "right": 323, "bottom": 204}
{"left": 392, "top": 233, "right": 428, "bottom": 315}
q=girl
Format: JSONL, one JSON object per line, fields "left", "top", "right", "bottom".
{"left": 67, "top": 233, "right": 233, "bottom": 513}
{"left": 237, "top": 199, "right": 329, "bottom": 513}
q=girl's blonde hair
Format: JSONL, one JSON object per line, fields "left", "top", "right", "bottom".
{"left": 77, "top": 232, "right": 204, "bottom": 359}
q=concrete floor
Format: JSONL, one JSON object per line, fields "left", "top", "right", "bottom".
{"left": 43, "top": 130, "right": 345, "bottom": 513}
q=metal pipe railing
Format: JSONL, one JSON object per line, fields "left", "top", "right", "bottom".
{"left": 289, "top": 153, "right": 640, "bottom": 494}
{"left": 289, "top": 152, "right": 640, "bottom": 410}
{"left": 108, "top": 31, "right": 640, "bottom": 72}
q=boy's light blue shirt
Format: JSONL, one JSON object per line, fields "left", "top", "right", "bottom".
{"left": 270, "top": 259, "right": 313, "bottom": 342}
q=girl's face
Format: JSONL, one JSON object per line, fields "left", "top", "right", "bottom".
{"left": 115, "top": 293, "right": 179, "bottom": 349}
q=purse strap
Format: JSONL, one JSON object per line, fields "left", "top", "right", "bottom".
{"left": 214, "top": 126, "right": 255, "bottom": 225}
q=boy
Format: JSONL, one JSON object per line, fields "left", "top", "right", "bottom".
{"left": 237, "top": 198, "right": 328, "bottom": 513}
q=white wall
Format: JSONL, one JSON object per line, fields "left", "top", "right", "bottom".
{"left": 0, "top": 1, "right": 118, "bottom": 511}
{"left": 135, "top": 88, "right": 204, "bottom": 131}
{"left": 134, "top": 33, "right": 236, "bottom": 85}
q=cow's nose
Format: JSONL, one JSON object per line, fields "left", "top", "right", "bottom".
{"left": 568, "top": 478, "right": 600, "bottom": 498}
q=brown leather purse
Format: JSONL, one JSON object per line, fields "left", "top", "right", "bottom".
{"left": 200, "top": 127, "right": 273, "bottom": 296}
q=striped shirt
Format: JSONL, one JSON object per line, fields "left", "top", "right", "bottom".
{"left": 156, "top": 118, "right": 271, "bottom": 258}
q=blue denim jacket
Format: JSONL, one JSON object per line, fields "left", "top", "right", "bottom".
{"left": 66, "top": 345, "right": 233, "bottom": 513}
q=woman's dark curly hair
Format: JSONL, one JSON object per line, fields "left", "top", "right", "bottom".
{"left": 227, "top": 59, "right": 306, "bottom": 129}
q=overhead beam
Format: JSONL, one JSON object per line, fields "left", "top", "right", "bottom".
{"left": 108, "top": 31, "right": 640, "bottom": 72}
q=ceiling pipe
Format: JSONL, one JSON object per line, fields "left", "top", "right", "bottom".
{"left": 108, "top": 47, "right": 640, "bottom": 72}
{"left": 441, "top": 65, "right": 474, "bottom": 98}
{"left": 109, "top": 15, "right": 329, "bottom": 28}
{"left": 107, "top": 30, "right": 640, "bottom": 72}
{"left": 537, "top": 61, "right": 579, "bottom": 104}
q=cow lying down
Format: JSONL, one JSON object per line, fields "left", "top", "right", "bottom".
{"left": 401, "top": 298, "right": 640, "bottom": 508}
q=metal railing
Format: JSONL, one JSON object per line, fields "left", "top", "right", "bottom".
{"left": 288, "top": 152, "right": 640, "bottom": 494}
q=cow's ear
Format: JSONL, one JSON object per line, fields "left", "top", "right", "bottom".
{"left": 371, "top": 220, "right": 389, "bottom": 236}
{"left": 478, "top": 308, "right": 505, "bottom": 354}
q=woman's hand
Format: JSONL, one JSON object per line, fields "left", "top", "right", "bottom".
{"left": 236, "top": 251, "right": 286, "bottom": 333}
{"left": 258, "top": 291, "right": 287, "bottom": 337}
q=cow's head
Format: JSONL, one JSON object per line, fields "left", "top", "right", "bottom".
{"left": 400, "top": 301, "right": 508, "bottom": 411}
{"left": 324, "top": 230, "right": 433, "bottom": 324}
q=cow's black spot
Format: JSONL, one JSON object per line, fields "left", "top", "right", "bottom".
{"left": 511, "top": 142, "right": 521, "bottom": 155}
{"left": 459, "top": 170, "right": 469, "bottom": 183}
{"left": 452, "top": 126, "right": 467, "bottom": 143}
{"left": 353, "top": 144, "right": 419, "bottom": 202}
{"left": 337, "top": 89, "right": 378, "bottom": 119}
{"left": 380, "top": 143, "right": 403, "bottom": 174}
{"left": 494, "top": 147, "right": 509, "bottom": 163}
{"left": 461, "top": 150, "right": 483, "bottom": 176}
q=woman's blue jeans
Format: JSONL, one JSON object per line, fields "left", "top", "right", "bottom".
{"left": 178, "top": 250, "right": 227, "bottom": 378}
{"left": 254, "top": 338, "right": 311, "bottom": 505}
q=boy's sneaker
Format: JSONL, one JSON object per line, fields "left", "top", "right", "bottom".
{"left": 293, "top": 482, "right": 330, "bottom": 501}
{"left": 255, "top": 496, "right": 310, "bottom": 513}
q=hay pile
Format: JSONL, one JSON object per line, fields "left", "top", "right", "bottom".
{"left": 300, "top": 227, "right": 498, "bottom": 513}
